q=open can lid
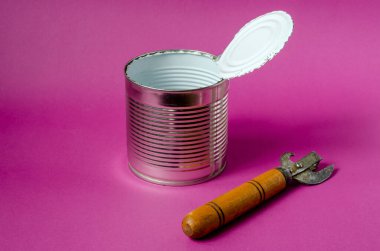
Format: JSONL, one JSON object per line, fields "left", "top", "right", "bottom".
{"left": 216, "top": 11, "right": 294, "bottom": 79}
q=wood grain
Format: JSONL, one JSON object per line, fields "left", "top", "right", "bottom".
{"left": 182, "top": 169, "right": 286, "bottom": 238}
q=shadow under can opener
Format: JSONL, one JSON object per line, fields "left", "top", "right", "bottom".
{"left": 182, "top": 152, "right": 334, "bottom": 239}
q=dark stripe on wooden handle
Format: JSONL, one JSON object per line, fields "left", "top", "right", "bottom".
{"left": 247, "top": 181, "right": 263, "bottom": 202}
{"left": 251, "top": 179, "right": 266, "bottom": 200}
{"left": 206, "top": 202, "right": 223, "bottom": 227}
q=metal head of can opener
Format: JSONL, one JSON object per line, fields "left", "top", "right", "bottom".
{"left": 182, "top": 152, "right": 334, "bottom": 239}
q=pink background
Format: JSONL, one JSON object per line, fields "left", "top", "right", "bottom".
{"left": 1, "top": 0, "right": 380, "bottom": 250}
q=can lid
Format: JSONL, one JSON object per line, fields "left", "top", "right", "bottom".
{"left": 216, "top": 11, "right": 293, "bottom": 79}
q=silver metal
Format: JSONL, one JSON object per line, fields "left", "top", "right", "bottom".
{"left": 293, "top": 166, "right": 334, "bottom": 185}
{"left": 125, "top": 50, "right": 229, "bottom": 186}
{"left": 278, "top": 152, "right": 334, "bottom": 185}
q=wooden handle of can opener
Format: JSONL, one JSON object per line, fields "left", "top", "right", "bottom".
{"left": 182, "top": 169, "right": 287, "bottom": 239}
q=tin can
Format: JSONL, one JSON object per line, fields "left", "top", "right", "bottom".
{"left": 125, "top": 50, "right": 228, "bottom": 186}
{"left": 124, "top": 11, "right": 294, "bottom": 186}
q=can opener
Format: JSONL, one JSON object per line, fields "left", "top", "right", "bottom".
{"left": 182, "top": 152, "right": 334, "bottom": 238}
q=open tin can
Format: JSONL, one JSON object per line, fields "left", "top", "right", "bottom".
{"left": 125, "top": 50, "right": 228, "bottom": 186}
{"left": 124, "top": 11, "right": 293, "bottom": 186}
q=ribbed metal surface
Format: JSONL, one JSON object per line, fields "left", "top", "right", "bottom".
{"left": 125, "top": 50, "right": 229, "bottom": 186}
{"left": 127, "top": 94, "right": 228, "bottom": 185}
{"left": 136, "top": 67, "right": 221, "bottom": 90}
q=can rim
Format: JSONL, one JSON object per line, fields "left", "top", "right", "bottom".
{"left": 124, "top": 49, "right": 227, "bottom": 92}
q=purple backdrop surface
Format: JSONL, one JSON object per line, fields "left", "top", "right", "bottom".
{"left": 1, "top": 0, "right": 380, "bottom": 250}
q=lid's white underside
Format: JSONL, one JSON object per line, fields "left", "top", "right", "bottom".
{"left": 217, "top": 11, "right": 294, "bottom": 79}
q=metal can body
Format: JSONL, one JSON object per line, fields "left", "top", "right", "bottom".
{"left": 125, "top": 50, "right": 228, "bottom": 186}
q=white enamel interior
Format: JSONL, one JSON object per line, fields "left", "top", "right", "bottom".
{"left": 126, "top": 52, "right": 222, "bottom": 91}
